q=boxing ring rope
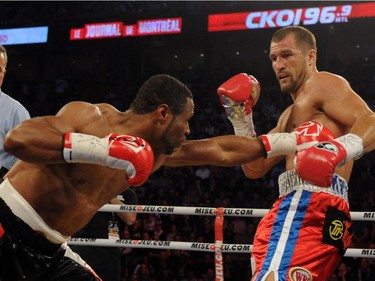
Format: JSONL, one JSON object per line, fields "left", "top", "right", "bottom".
{"left": 95, "top": 204, "right": 375, "bottom": 221}
{"left": 67, "top": 238, "right": 373, "bottom": 258}
{"left": 67, "top": 204, "right": 375, "bottom": 281}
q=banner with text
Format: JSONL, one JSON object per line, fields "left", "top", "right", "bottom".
{"left": 70, "top": 17, "right": 182, "bottom": 40}
{"left": 208, "top": 2, "right": 375, "bottom": 32}
{"left": 0, "top": 26, "right": 48, "bottom": 45}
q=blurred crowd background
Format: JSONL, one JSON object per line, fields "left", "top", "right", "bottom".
{"left": 1, "top": 1, "right": 374, "bottom": 280}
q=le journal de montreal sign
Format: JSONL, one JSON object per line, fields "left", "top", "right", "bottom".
{"left": 70, "top": 18, "right": 182, "bottom": 40}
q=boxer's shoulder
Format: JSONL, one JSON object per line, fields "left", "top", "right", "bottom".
{"left": 309, "top": 71, "right": 349, "bottom": 91}
{"left": 56, "top": 102, "right": 101, "bottom": 124}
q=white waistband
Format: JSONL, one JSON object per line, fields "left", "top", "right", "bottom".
{"left": 278, "top": 170, "right": 348, "bottom": 201}
{"left": 0, "top": 178, "right": 69, "bottom": 244}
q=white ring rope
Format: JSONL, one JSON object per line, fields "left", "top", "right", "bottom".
{"left": 68, "top": 204, "right": 375, "bottom": 259}
{"left": 98, "top": 204, "right": 375, "bottom": 221}
{"left": 67, "top": 239, "right": 375, "bottom": 259}
{"left": 68, "top": 239, "right": 251, "bottom": 252}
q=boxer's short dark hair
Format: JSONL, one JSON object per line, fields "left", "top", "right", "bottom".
{"left": 130, "top": 74, "right": 193, "bottom": 115}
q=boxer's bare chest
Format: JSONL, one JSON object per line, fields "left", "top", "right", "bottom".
{"left": 283, "top": 101, "right": 346, "bottom": 139}
{"left": 283, "top": 101, "right": 323, "bottom": 133}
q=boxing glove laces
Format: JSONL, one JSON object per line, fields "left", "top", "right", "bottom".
{"left": 258, "top": 121, "right": 335, "bottom": 158}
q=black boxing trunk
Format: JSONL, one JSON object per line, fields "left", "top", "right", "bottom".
{"left": 0, "top": 198, "right": 100, "bottom": 281}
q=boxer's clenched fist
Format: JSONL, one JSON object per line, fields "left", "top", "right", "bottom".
{"left": 217, "top": 73, "right": 261, "bottom": 137}
{"left": 296, "top": 133, "right": 363, "bottom": 187}
{"left": 63, "top": 133, "right": 154, "bottom": 186}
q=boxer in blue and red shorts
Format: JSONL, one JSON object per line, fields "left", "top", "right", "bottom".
{"left": 250, "top": 170, "right": 352, "bottom": 281}
{"left": 215, "top": 25, "right": 375, "bottom": 281}
{"left": 161, "top": 26, "right": 374, "bottom": 280}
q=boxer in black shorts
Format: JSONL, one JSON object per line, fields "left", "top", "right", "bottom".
{"left": 0, "top": 197, "right": 99, "bottom": 280}
{"left": 0, "top": 74, "right": 195, "bottom": 280}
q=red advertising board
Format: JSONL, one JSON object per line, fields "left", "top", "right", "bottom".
{"left": 208, "top": 2, "right": 375, "bottom": 32}
{"left": 70, "top": 18, "right": 182, "bottom": 40}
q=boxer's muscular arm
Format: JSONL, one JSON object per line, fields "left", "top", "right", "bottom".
{"left": 4, "top": 101, "right": 105, "bottom": 163}
{"left": 5, "top": 101, "right": 154, "bottom": 186}
{"left": 240, "top": 107, "right": 293, "bottom": 179}
{"left": 241, "top": 128, "right": 284, "bottom": 179}
{"left": 164, "top": 135, "right": 265, "bottom": 167}
{"left": 320, "top": 74, "right": 375, "bottom": 153}
{"left": 296, "top": 73, "right": 375, "bottom": 186}
{"left": 110, "top": 188, "right": 138, "bottom": 225}
{"left": 217, "top": 73, "right": 291, "bottom": 179}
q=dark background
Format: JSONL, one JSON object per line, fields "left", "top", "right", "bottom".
{"left": 1, "top": 1, "right": 374, "bottom": 114}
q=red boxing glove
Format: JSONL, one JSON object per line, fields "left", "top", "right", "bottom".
{"left": 258, "top": 121, "right": 335, "bottom": 158}
{"left": 63, "top": 133, "right": 154, "bottom": 186}
{"left": 106, "top": 134, "right": 154, "bottom": 186}
{"left": 217, "top": 73, "right": 261, "bottom": 137}
{"left": 217, "top": 73, "right": 261, "bottom": 118}
{"left": 296, "top": 133, "right": 363, "bottom": 187}
{"left": 296, "top": 140, "right": 347, "bottom": 187}
{"left": 293, "top": 121, "right": 335, "bottom": 150}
